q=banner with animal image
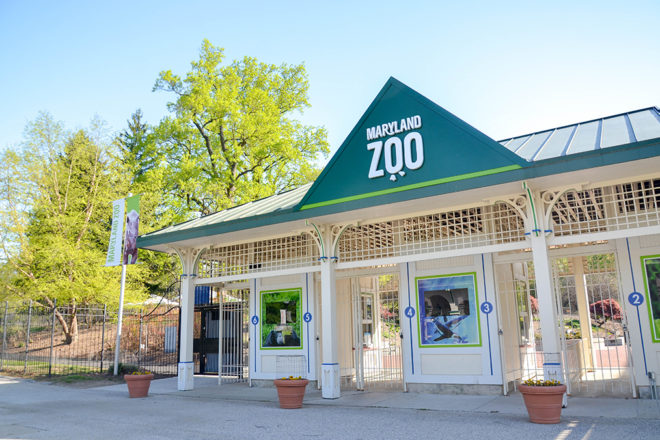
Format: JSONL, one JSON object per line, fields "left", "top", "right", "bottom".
{"left": 123, "top": 195, "right": 140, "bottom": 265}
{"left": 260, "top": 288, "right": 302, "bottom": 349}
{"left": 105, "top": 198, "right": 125, "bottom": 266}
{"left": 416, "top": 272, "right": 481, "bottom": 347}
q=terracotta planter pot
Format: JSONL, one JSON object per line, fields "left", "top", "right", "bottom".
{"left": 124, "top": 374, "right": 154, "bottom": 398}
{"left": 274, "top": 379, "right": 309, "bottom": 409}
{"left": 519, "top": 384, "right": 566, "bottom": 424}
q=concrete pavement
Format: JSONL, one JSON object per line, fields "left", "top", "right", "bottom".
{"left": 1, "top": 375, "right": 659, "bottom": 439}
{"left": 119, "top": 375, "right": 660, "bottom": 420}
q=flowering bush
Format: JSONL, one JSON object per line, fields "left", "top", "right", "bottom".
{"left": 280, "top": 376, "right": 303, "bottom": 380}
{"left": 523, "top": 379, "right": 561, "bottom": 386}
{"left": 589, "top": 299, "right": 622, "bottom": 320}
{"left": 130, "top": 370, "right": 152, "bottom": 375}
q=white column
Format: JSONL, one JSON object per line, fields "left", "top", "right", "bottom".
{"left": 320, "top": 227, "right": 340, "bottom": 399}
{"left": 530, "top": 234, "right": 560, "bottom": 353}
{"left": 176, "top": 249, "right": 197, "bottom": 391}
{"left": 525, "top": 186, "right": 562, "bottom": 382}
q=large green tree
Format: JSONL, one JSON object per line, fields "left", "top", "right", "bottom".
{"left": 0, "top": 113, "right": 147, "bottom": 342}
{"left": 149, "top": 39, "right": 329, "bottom": 222}
{"left": 117, "top": 109, "right": 180, "bottom": 296}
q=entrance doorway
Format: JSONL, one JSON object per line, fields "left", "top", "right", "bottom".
{"left": 552, "top": 255, "right": 634, "bottom": 397}
{"left": 495, "top": 252, "right": 634, "bottom": 397}
{"left": 193, "top": 305, "right": 219, "bottom": 374}
{"left": 193, "top": 288, "right": 250, "bottom": 383}
{"left": 340, "top": 273, "right": 403, "bottom": 391}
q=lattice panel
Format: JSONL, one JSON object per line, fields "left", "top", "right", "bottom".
{"left": 336, "top": 202, "right": 525, "bottom": 263}
{"left": 545, "top": 178, "right": 660, "bottom": 237}
{"left": 197, "top": 233, "right": 320, "bottom": 278}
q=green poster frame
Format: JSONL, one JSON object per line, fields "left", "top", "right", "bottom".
{"left": 415, "top": 272, "right": 482, "bottom": 348}
{"left": 641, "top": 254, "right": 660, "bottom": 343}
{"left": 260, "top": 288, "right": 303, "bottom": 350}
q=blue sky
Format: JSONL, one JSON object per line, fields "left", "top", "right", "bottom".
{"left": 1, "top": 0, "right": 658, "bottom": 160}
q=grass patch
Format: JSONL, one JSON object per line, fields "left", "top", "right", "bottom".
{"left": 50, "top": 374, "right": 100, "bottom": 384}
{"left": 1, "top": 360, "right": 99, "bottom": 377}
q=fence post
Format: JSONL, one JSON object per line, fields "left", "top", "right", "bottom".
{"left": 48, "top": 300, "right": 57, "bottom": 376}
{"left": 138, "top": 310, "right": 143, "bottom": 368}
{"left": 100, "top": 304, "right": 107, "bottom": 373}
{"left": 24, "top": 300, "right": 32, "bottom": 374}
{"left": 1, "top": 301, "right": 8, "bottom": 370}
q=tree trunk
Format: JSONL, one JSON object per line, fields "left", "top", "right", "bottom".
{"left": 66, "top": 304, "right": 78, "bottom": 344}
{"left": 42, "top": 298, "right": 78, "bottom": 345}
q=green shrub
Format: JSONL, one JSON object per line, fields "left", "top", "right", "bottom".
{"left": 108, "top": 363, "right": 140, "bottom": 375}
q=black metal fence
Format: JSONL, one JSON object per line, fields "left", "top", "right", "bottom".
{"left": 0, "top": 301, "right": 179, "bottom": 376}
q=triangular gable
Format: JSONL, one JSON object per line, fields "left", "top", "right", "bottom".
{"left": 298, "top": 78, "right": 528, "bottom": 210}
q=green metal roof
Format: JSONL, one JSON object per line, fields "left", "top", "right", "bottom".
{"left": 138, "top": 79, "right": 660, "bottom": 250}
{"left": 140, "top": 183, "right": 310, "bottom": 241}
{"left": 500, "top": 107, "right": 660, "bottom": 161}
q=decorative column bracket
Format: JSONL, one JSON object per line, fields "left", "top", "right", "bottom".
{"left": 171, "top": 246, "right": 206, "bottom": 277}
{"left": 541, "top": 185, "right": 587, "bottom": 237}
{"left": 306, "top": 221, "right": 356, "bottom": 263}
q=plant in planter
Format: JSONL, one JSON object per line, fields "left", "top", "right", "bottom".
{"left": 518, "top": 379, "right": 567, "bottom": 424}
{"left": 274, "top": 376, "right": 309, "bottom": 409}
{"left": 124, "top": 371, "right": 154, "bottom": 398}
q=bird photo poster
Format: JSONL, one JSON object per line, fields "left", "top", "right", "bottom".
{"left": 416, "top": 273, "right": 481, "bottom": 347}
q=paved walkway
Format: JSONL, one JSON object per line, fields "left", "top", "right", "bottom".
{"left": 114, "top": 375, "right": 660, "bottom": 419}
{"left": 1, "top": 375, "right": 659, "bottom": 439}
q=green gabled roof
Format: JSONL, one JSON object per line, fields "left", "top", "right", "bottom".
{"left": 137, "top": 78, "right": 660, "bottom": 250}
{"left": 296, "top": 77, "right": 528, "bottom": 210}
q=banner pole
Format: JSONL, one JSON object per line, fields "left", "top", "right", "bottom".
{"left": 113, "top": 263, "right": 127, "bottom": 375}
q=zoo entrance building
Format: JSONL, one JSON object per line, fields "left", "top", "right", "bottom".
{"left": 138, "top": 78, "right": 660, "bottom": 399}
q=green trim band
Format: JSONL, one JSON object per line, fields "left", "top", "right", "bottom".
{"left": 641, "top": 254, "right": 660, "bottom": 343}
{"left": 300, "top": 164, "right": 522, "bottom": 211}
{"left": 523, "top": 182, "right": 539, "bottom": 237}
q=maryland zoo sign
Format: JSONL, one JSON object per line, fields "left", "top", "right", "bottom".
{"left": 366, "top": 115, "right": 423, "bottom": 182}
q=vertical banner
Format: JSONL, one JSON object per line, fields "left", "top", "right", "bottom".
{"left": 123, "top": 195, "right": 141, "bottom": 265}
{"left": 105, "top": 199, "right": 125, "bottom": 267}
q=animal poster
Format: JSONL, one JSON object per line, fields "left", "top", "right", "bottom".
{"left": 260, "top": 288, "right": 303, "bottom": 349}
{"left": 416, "top": 273, "right": 481, "bottom": 347}
{"left": 123, "top": 195, "right": 140, "bottom": 265}
{"left": 641, "top": 255, "right": 660, "bottom": 342}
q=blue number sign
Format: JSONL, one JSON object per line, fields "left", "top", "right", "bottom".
{"left": 251, "top": 315, "right": 259, "bottom": 325}
{"left": 628, "top": 292, "right": 644, "bottom": 307}
{"left": 404, "top": 306, "right": 415, "bottom": 318}
{"left": 480, "top": 301, "right": 494, "bottom": 314}
{"left": 303, "top": 312, "right": 312, "bottom": 322}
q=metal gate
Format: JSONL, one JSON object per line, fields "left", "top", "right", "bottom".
{"left": 552, "top": 254, "right": 634, "bottom": 397}
{"left": 495, "top": 254, "right": 634, "bottom": 397}
{"left": 219, "top": 289, "right": 249, "bottom": 384}
{"left": 351, "top": 274, "right": 403, "bottom": 391}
